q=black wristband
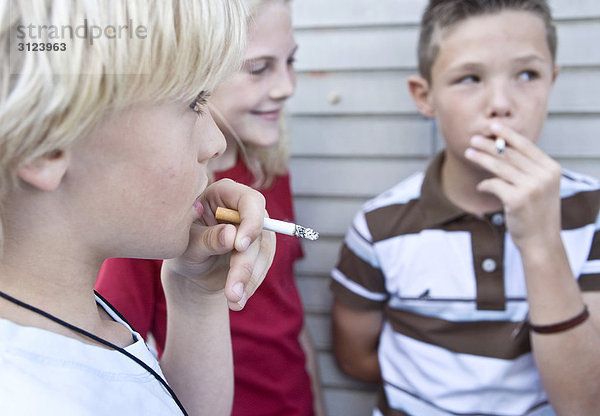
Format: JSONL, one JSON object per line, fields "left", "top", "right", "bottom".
{"left": 529, "top": 305, "right": 590, "bottom": 334}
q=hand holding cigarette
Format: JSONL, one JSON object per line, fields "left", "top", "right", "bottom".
{"left": 215, "top": 207, "right": 319, "bottom": 241}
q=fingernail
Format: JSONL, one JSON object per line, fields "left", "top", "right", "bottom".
{"left": 232, "top": 282, "right": 244, "bottom": 300}
{"left": 240, "top": 237, "right": 251, "bottom": 250}
{"left": 237, "top": 291, "right": 248, "bottom": 309}
{"left": 219, "top": 229, "right": 227, "bottom": 247}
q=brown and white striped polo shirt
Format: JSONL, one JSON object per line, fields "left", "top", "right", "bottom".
{"left": 331, "top": 152, "right": 600, "bottom": 416}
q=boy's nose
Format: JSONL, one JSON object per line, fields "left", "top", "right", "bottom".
{"left": 269, "top": 66, "right": 296, "bottom": 101}
{"left": 486, "top": 82, "right": 513, "bottom": 119}
{"left": 198, "top": 112, "right": 226, "bottom": 162}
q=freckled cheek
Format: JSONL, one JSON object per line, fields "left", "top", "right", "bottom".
{"left": 164, "top": 163, "right": 202, "bottom": 189}
{"left": 148, "top": 161, "right": 201, "bottom": 199}
{"left": 164, "top": 166, "right": 180, "bottom": 181}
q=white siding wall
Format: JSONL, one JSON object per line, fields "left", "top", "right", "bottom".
{"left": 287, "top": 1, "right": 600, "bottom": 415}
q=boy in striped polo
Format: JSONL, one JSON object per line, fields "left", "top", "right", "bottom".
{"left": 330, "top": 1, "right": 600, "bottom": 415}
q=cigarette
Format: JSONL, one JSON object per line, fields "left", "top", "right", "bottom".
{"left": 495, "top": 137, "right": 506, "bottom": 154}
{"left": 215, "top": 207, "right": 319, "bottom": 241}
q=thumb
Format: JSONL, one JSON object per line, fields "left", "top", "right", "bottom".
{"left": 187, "top": 223, "right": 237, "bottom": 259}
{"left": 169, "top": 223, "right": 237, "bottom": 280}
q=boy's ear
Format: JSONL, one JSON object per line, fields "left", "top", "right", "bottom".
{"left": 408, "top": 75, "right": 434, "bottom": 118}
{"left": 552, "top": 66, "right": 561, "bottom": 84}
{"left": 16, "top": 149, "right": 69, "bottom": 191}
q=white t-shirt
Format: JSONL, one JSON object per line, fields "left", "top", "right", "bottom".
{"left": 0, "top": 294, "right": 184, "bottom": 415}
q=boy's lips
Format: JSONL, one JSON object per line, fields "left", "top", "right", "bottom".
{"left": 193, "top": 199, "right": 204, "bottom": 219}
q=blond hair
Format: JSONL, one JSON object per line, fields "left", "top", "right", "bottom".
{"left": 228, "top": 0, "right": 292, "bottom": 189}
{"left": 0, "top": 0, "right": 247, "bottom": 247}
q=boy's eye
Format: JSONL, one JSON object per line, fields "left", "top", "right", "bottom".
{"left": 287, "top": 55, "right": 296, "bottom": 67}
{"left": 457, "top": 74, "right": 479, "bottom": 84}
{"left": 189, "top": 91, "right": 210, "bottom": 115}
{"left": 518, "top": 70, "right": 538, "bottom": 81}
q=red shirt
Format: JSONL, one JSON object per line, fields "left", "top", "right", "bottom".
{"left": 96, "top": 159, "right": 313, "bottom": 416}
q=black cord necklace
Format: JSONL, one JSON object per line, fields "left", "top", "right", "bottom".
{"left": 0, "top": 289, "right": 188, "bottom": 416}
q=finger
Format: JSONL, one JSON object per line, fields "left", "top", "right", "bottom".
{"left": 240, "top": 231, "right": 275, "bottom": 298}
{"left": 476, "top": 176, "right": 518, "bottom": 205}
{"left": 224, "top": 230, "right": 275, "bottom": 311}
{"left": 164, "top": 223, "right": 239, "bottom": 292}
{"left": 233, "top": 195, "right": 267, "bottom": 252}
{"left": 224, "top": 237, "right": 260, "bottom": 311}
{"left": 201, "top": 179, "right": 266, "bottom": 252}
{"left": 164, "top": 224, "right": 234, "bottom": 280}
{"left": 489, "top": 123, "right": 547, "bottom": 164}
{"left": 469, "top": 149, "right": 561, "bottom": 215}
{"left": 465, "top": 141, "right": 529, "bottom": 186}
{"left": 468, "top": 132, "right": 557, "bottom": 189}
{"left": 188, "top": 222, "right": 237, "bottom": 258}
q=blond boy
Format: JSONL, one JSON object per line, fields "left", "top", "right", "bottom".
{"left": 0, "top": 1, "right": 275, "bottom": 415}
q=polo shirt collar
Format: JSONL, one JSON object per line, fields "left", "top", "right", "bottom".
{"left": 419, "top": 151, "right": 468, "bottom": 227}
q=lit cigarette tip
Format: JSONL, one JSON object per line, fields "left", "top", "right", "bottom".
{"left": 295, "top": 225, "right": 319, "bottom": 241}
{"left": 215, "top": 207, "right": 319, "bottom": 241}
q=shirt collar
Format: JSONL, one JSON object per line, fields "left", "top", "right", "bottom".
{"left": 419, "top": 151, "right": 469, "bottom": 227}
